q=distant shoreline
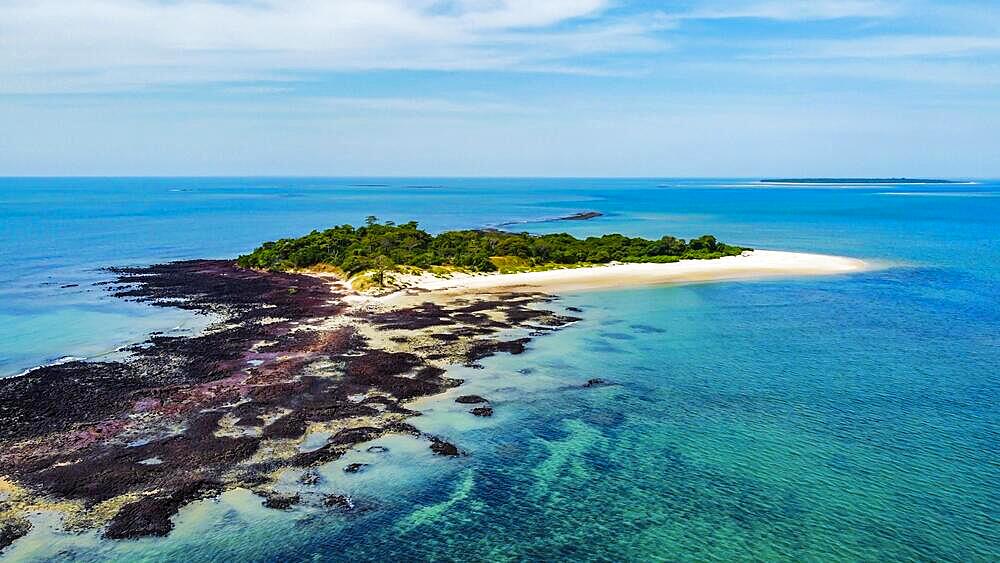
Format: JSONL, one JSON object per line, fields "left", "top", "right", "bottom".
{"left": 759, "top": 178, "right": 964, "bottom": 185}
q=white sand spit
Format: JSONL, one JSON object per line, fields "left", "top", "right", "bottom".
{"left": 374, "top": 250, "right": 867, "bottom": 302}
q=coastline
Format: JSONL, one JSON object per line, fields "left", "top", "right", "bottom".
{"left": 0, "top": 261, "right": 581, "bottom": 549}
{"left": 367, "top": 250, "right": 868, "bottom": 302}
{"left": 0, "top": 248, "right": 868, "bottom": 552}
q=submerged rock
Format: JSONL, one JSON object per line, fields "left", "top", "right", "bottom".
{"left": 323, "top": 494, "right": 355, "bottom": 510}
{"left": 343, "top": 463, "right": 369, "bottom": 474}
{"left": 298, "top": 470, "right": 321, "bottom": 486}
{"left": 261, "top": 493, "right": 301, "bottom": 510}
{"left": 583, "top": 378, "right": 609, "bottom": 388}
{"left": 465, "top": 338, "right": 530, "bottom": 365}
{"left": 386, "top": 422, "right": 421, "bottom": 436}
{"left": 366, "top": 445, "right": 389, "bottom": 454}
{"left": 330, "top": 427, "right": 382, "bottom": 446}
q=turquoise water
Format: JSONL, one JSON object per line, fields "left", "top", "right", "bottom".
{"left": 1, "top": 178, "right": 998, "bottom": 561}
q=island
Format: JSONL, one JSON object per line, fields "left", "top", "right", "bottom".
{"left": 236, "top": 217, "right": 749, "bottom": 282}
{"left": 759, "top": 178, "right": 962, "bottom": 185}
{"left": 495, "top": 210, "right": 604, "bottom": 227}
{"left": 0, "top": 219, "right": 867, "bottom": 552}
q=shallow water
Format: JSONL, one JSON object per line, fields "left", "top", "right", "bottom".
{"left": 1, "top": 178, "right": 998, "bottom": 561}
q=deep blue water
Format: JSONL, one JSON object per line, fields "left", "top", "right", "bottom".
{"left": 1, "top": 178, "right": 998, "bottom": 561}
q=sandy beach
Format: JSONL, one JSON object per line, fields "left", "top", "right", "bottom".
{"left": 377, "top": 250, "right": 868, "bottom": 301}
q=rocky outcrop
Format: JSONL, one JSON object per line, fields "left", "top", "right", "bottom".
{"left": 0, "top": 260, "right": 579, "bottom": 549}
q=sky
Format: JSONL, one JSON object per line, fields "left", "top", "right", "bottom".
{"left": 1, "top": 0, "right": 998, "bottom": 177}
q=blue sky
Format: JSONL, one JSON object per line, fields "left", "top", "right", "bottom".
{"left": 1, "top": 0, "right": 998, "bottom": 177}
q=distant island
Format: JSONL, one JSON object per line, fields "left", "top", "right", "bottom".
{"left": 236, "top": 217, "right": 747, "bottom": 280}
{"left": 495, "top": 210, "right": 603, "bottom": 228}
{"left": 759, "top": 178, "right": 961, "bottom": 185}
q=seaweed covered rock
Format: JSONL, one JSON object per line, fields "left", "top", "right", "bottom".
{"left": 429, "top": 437, "right": 462, "bottom": 457}
{"left": 0, "top": 517, "right": 31, "bottom": 553}
{"left": 261, "top": 493, "right": 301, "bottom": 510}
{"left": 323, "top": 494, "right": 355, "bottom": 510}
{"left": 455, "top": 395, "right": 489, "bottom": 404}
{"left": 0, "top": 257, "right": 580, "bottom": 546}
{"left": 105, "top": 481, "right": 222, "bottom": 539}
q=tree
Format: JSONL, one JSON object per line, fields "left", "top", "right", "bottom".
{"left": 373, "top": 255, "right": 394, "bottom": 286}
{"left": 236, "top": 217, "right": 748, "bottom": 274}
{"left": 689, "top": 235, "right": 718, "bottom": 252}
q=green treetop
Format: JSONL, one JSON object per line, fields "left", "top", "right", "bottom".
{"left": 236, "top": 218, "right": 749, "bottom": 274}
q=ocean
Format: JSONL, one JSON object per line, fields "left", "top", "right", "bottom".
{"left": 1, "top": 178, "right": 997, "bottom": 561}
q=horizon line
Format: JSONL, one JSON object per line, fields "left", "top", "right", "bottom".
{"left": 0, "top": 175, "right": 989, "bottom": 181}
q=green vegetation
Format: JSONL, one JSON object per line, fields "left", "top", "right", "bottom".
{"left": 236, "top": 218, "right": 749, "bottom": 275}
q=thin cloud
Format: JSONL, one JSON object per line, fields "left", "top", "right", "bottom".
{"left": 676, "top": 0, "right": 899, "bottom": 21}
{"left": 761, "top": 35, "right": 1000, "bottom": 59}
{"left": 316, "top": 96, "right": 536, "bottom": 115}
{"left": 0, "top": 0, "right": 663, "bottom": 93}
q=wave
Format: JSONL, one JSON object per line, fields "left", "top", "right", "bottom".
{"left": 12, "top": 355, "right": 87, "bottom": 378}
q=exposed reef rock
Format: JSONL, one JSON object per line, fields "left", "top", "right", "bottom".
{"left": 469, "top": 407, "right": 494, "bottom": 417}
{"left": 105, "top": 480, "right": 222, "bottom": 539}
{"left": 429, "top": 437, "right": 463, "bottom": 457}
{"left": 455, "top": 395, "right": 489, "bottom": 404}
{"left": 0, "top": 517, "right": 31, "bottom": 553}
{"left": 323, "top": 494, "right": 355, "bottom": 510}
{"left": 298, "top": 470, "right": 322, "bottom": 486}
{"left": 260, "top": 492, "right": 301, "bottom": 511}
{"left": 0, "top": 260, "right": 579, "bottom": 549}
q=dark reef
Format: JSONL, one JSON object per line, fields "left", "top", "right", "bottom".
{"left": 0, "top": 518, "right": 31, "bottom": 553}
{"left": 260, "top": 493, "right": 301, "bottom": 510}
{"left": 495, "top": 210, "right": 603, "bottom": 227}
{"left": 0, "top": 259, "right": 579, "bottom": 546}
{"left": 322, "top": 494, "right": 355, "bottom": 510}
{"left": 455, "top": 395, "right": 489, "bottom": 404}
{"left": 429, "top": 437, "right": 463, "bottom": 457}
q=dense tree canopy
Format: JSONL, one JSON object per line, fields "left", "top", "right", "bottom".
{"left": 236, "top": 219, "right": 749, "bottom": 273}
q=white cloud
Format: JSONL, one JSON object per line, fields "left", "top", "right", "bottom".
{"left": 678, "top": 0, "right": 899, "bottom": 21}
{"left": 0, "top": 0, "right": 665, "bottom": 92}
{"left": 764, "top": 35, "right": 1000, "bottom": 59}
{"left": 1, "top": 0, "right": 994, "bottom": 96}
